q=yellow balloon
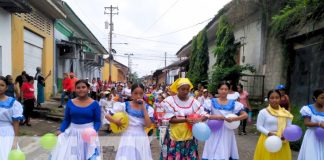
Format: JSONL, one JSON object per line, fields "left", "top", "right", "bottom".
{"left": 110, "top": 112, "right": 129, "bottom": 133}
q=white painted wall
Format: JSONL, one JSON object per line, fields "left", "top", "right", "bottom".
{"left": 234, "top": 21, "right": 262, "bottom": 74}
{"left": 0, "top": 8, "right": 11, "bottom": 76}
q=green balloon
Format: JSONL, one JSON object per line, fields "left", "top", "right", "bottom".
{"left": 8, "top": 150, "right": 25, "bottom": 160}
{"left": 149, "top": 96, "right": 153, "bottom": 101}
{"left": 40, "top": 133, "right": 58, "bottom": 150}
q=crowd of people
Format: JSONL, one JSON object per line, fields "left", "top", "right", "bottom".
{"left": 0, "top": 75, "right": 323, "bottom": 160}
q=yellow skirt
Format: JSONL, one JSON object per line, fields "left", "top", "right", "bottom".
{"left": 253, "top": 134, "right": 291, "bottom": 160}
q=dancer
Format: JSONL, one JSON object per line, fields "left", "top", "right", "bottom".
{"left": 202, "top": 82, "right": 247, "bottom": 160}
{"left": 160, "top": 78, "right": 208, "bottom": 160}
{"left": 298, "top": 89, "right": 324, "bottom": 160}
{"left": 254, "top": 90, "right": 293, "bottom": 160}
{"left": 50, "top": 79, "right": 101, "bottom": 160}
{"left": 106, "top": 83, "right": 154, "bottom": 160}
{"left": 0, "top": 76, "right": 24, "bottom": 160}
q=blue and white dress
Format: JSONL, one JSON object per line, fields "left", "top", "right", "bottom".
{"left": 50, "top": 99, "right": 101, "bottom": 160}
{"left": 202, "top": 98, "right": 244, "bottom": 160}
{"left": 298, "top": 104, "right": 324, "bottom": 160}
{"left": 0, "top": 97, "right": 24, "bottom": 160}
{"left": 112, "top": 101, "right": 154, "bottom": 160}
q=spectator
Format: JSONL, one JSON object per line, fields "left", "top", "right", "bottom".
{"left": 90, "top": 78, "right": 98, "bottom": 100}
{"left": 5, "top": 75, "right": 19, "bottom": 98}
{"left": 59, "top": 73, "right": 72, "bottom": 108}
{"left": 276, "top": 84, "right": 291, "bottom": 112}
{"left": 34, "top": 67, "right": 51, "bottom": 107}
{"left": 20, "top": 76, "right": 35, "bottom": 126}
{"left": 69, "top": 72, "right": 78, "bottom": 98}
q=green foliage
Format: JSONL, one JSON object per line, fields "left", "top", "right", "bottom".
{"left": 187, "top": 29, "right": 209, "bottom": 87}
{"left": 208, "top": 16, "right": 255, "bottom": 93}
{"left": 214, "top": 16, "right": 237, "bottom": 67}
{"left": 271, "top": 0, "right": 324, "bottom": 37}
{"left": 208, "top": 64, "right": 255, "bottom": 93}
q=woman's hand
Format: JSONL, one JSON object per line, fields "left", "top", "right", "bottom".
{"left": 136, "top": 99, "right": 146, "bottom": 110}
{"left": 114, "top": 118, "right": 125, "bottom": 130}
{"left": 320, "top": 122, "right": 324, "bottom": 129}
{"left": 186, "top": 118, "right": 195, "bottom": 125}
{"left": 56, "top": 130, "right": 62, "bottom": 136}
{"left": 267, "top": 132, "right": 276, "bottom": 136}
{"left": 225, "top": 117, "right": 236, "bottom": 123}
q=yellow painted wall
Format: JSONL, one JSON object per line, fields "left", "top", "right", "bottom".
{"left": 102, "top": 61, "right": 119, "bottom": 82}
{"left": 12, "top": 15, "right": 54, "bottom": 100}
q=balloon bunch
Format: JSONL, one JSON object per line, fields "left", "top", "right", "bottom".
{"left": 144, "top": 94, "right": 155, "bottom": 106}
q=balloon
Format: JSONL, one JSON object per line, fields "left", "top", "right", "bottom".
{"left": 264, "top": 136, "right": 282, "bottom": 153}
{"left": 192, "top": 122, "right": 211, "bottom": 141}
{"left": 187, "top": 113, "right": 201, "bottom": 130}
{"left": 315, "top": 127, "right": 324, "bottom": 140}
{"left": 283, "top": 125, "right": 303, "bottom": 142}
{"left": 81, "top": 128, "right": 97, "bottom": 144}
{"left": 40, "top": 133, "right": 58, "bottom": 150}
{"left": 110, "top": 112, "right": 129, "bottom": 133}
{"left": 8, "top": 150, "right": 25, "bottom": 160}
{"left": 207, "top": 120, "right": 224, "bottom": 132}
{"left": 224, "top": 114, "right": 240, "bottom": 129}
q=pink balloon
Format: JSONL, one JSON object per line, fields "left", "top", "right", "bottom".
{"left": 81, "top": 128, "right": 97, "bottom": 143}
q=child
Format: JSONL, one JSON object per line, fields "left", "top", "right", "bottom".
{"left": 99, "top": 91, "right": 114, "bottom": 132}
{"left": 106, "top": 83, "right": 154, "bottom": 160}
{"left": 154, "top": 94, "right": 166, "bottom": 141}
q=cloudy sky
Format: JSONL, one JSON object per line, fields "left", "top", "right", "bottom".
{"left": 64, "top": 0, "right": 231, "bottom": 77}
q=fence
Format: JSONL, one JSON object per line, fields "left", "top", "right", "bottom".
{"left": 240, "top": 75, "right": 265, "bottom": 101}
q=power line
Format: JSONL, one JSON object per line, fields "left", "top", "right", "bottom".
{"left": 113, "top": 33, "right": 183, "bottom": 45}
{"left": 143, "top": 0, "right": 182, "bottom": 33}
{"left": 144, "top": 18, "right": 213, "bottom": 38}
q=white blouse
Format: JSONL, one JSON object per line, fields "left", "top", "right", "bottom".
{"left": 256, "top": 108, "right": 292, "bottom": 136}
{"left": 162, "top": 95, "right": 206, "bottom": 118}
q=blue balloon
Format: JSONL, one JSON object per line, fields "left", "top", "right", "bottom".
{"left": 192, "top": 122, "right": 211, "bottom": 141}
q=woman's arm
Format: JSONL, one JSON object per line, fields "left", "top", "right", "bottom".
{"left": 11, "top": 121, "right": 19, "bottom": 149}
{"left": 44, "top": 70, "right": 52, "bottom": 81}
{"left": 303, "top": 117, "right": 323, "bottom": 128}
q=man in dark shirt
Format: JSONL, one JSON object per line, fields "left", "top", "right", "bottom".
{"left": 15, "top": 71, "right": 28, "bottom": 88}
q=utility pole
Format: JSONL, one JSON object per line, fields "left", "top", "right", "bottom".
{"left": 124, "top": 53, "right": 134, "bottom": 80}
{"left": 104, "top": 5, "right": 118, "bottom": 83}
{"left": 164, "top": 52, "right": 167, "bottom": 67}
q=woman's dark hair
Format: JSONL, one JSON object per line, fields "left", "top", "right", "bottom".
{"left": 26, "top": 75, "right": 34, "bottom": 82}
{"left": 0, "top": 76, "right": 9, "bottom": 86}
{"left": 217, "top": 81, "right": 230, "bottom": 89}
{"left": 267, "top": 90, "right": 281, "bottom": 99}
{"left": 128, "top": 81, "right": 133, "bottom": 84}
{"left": 238, "top": 83, "right": 243, "bottom": 89}
{"left": 313, "top": 89, "right": 324, "bottom": 101}
{"left": 75, "top": 79, "right": 90, "bottom": 88}
{"left": 230, "top": 82, "right": 238, "bottom": 91}
{"left": 131, "top": 83, "right": 145, "bottom": 93}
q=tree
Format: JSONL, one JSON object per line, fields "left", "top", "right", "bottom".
{"left": 187, "top": 29, "right": 209, "bottom": 87}
{"left": 208, "top": 16, "right": 255, "bottom": 92}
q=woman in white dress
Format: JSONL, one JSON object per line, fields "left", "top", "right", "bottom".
{"left": 160, "top": 78, "right": 208, "bottom": 160}
{"left": 106, "top": 83, "right": 154, "bottom": 160}
{"left": 202, "top": 81, "right": 247, "bottom": 160}
{"left": 298, "top": 89, "right": 324, "bottom": 160}
{"left": 50, "top": 80, "right": 101, "bottom": 160}
{"left": 0, "top": 76, "right": 24, "bottom": 160}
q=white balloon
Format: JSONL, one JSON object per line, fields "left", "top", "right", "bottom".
{"left": 224, "top": 114, "right": 240, "bottom": 129}
{"left": 264, "top": 136, "right": 282, "bottom": 153}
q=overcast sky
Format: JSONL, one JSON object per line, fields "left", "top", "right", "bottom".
{"left": 64, "top": 0, "right": 231, "bottom": 77}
